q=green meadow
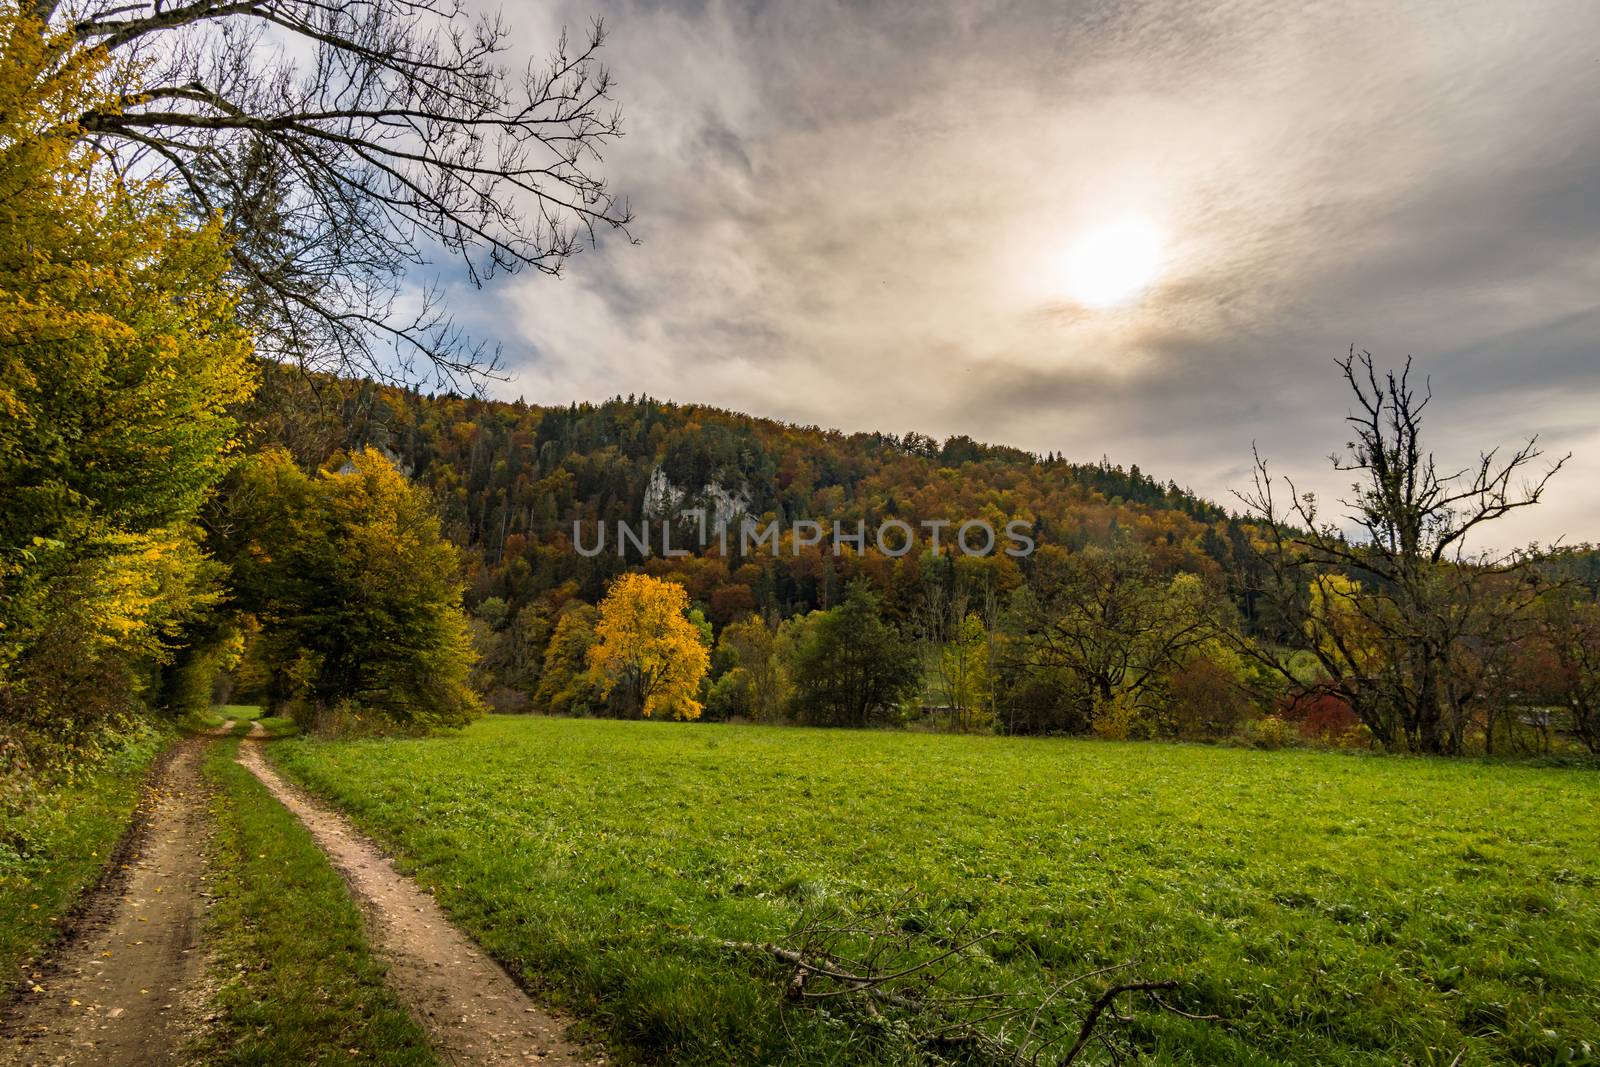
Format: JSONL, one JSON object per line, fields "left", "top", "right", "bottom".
{"left": 269, "top": 716, "right": 1600, "bottom": 1066}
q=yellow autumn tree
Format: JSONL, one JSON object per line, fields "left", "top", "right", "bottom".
{"left": 589, "top": 573, "right": 710, "bottom": 721}
{"left": 1, "top": 6, "right": 255, "bottom": 771}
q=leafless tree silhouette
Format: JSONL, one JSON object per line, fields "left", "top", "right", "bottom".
{"left": 40, "top": 0, "right": 632, "bottom": 386}
{"left": 1237, "top": 349, "right": 1568, "bottom": 752}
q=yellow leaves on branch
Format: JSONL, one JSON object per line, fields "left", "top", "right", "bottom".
{"left": 79, "top": 526, "right": 224, "bottom": 654}
{"left": 323, "top": 447, "right": 466, "bottom": 602}
{"left": 0, "top": 5, "right": 115, "bottom": 152}
{"left": 1307, "top": 573, "right": 1384, "bottom": 674}
{"left": 1, "top": 1, "right": 255, "bottom": 684}
{"left": 589, "top": 573, "right": 710, "bottom": 721}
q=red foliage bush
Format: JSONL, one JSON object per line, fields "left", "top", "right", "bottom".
{"left": 1284, "top": 694, "right": 1360, "bottom": 742}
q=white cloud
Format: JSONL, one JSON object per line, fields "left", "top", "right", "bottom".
{"left": 466, "top": 0, "right": 1600, "bottom": 546}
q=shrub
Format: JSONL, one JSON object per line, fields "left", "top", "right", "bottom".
{"left": 1164, "top": 655, "right": 1257, "bottom": 740}
{"left": 704, "top": 669, "right": 752, "bottom": 722}
{"left": 1286, "top": 694, "right": 1361, "bottom": 744}
{"left": 1241, "top": 714, "right": 1293, "bottom": 749}
{"left": 1092, "top": 691, "right": 1145, "bottom": 741}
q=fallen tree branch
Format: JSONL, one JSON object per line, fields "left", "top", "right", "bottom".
{"left": 696, "top": 909, "right": 1216, "bottom": 1066}
{"left": 1060, "top": 981, "right": 1178, "bottom": 1065}
{"left": 702, "top": 937, "right": 923, "bottom": 1009}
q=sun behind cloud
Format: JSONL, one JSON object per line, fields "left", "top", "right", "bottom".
{"left": 1062, "top": 216, "right": 1165, "bottom": 308}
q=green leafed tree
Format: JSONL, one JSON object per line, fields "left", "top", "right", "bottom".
{"left": 938, "top": 612, "right": 992, "bottom": 732}
{"left": 1008, "top": 543, "right": 1222, "bottom": 736}
{"left": 715, "top": 615, "right": 790, "bottom": 722}
{"left": 221, "top": 447, "right": 481, "bottom": 730}
{"left": 534, "top": 603, "right": 602, "bottom": 716}
{"left": 789, "top": 583, "right": 920, "bottom": 728}
{"left": 1, "top": 11, "right": 255, "bottom": 772}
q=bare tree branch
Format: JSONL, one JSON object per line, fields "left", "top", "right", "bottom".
{"left": 40, "top": 0, "right": 634, "bottom": 387}
{"left": 697, "top": 899, "right": 1210, "bottom": 1065}
{"left": 1234, "top": 349, "right": 1570, "bottom": 752}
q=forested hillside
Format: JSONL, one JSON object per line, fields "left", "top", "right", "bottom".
{"left": 256, "top": 370, "right": 1252, "bottom": 619}
{"left": 238, "top": 365, "right": 1600, "bottom": 756}
{"left": 245, "top": 370, "right": 1282, "bottom": 696}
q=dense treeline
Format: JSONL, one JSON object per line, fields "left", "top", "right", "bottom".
{"left": 248, "top": 366, "right": 1600, "bottom": 757}
{"left": 0, "top": 19, "right": 255, "bottom": 781}
{"left": 0, "top": 5, "right": 484, "bottom": 785}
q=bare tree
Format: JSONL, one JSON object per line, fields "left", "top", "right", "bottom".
{"left": 1236, "top": 349, "right": 1567, "bottom": 754}
{"left": 917, "top": 558, "right": 966, "bottom": 728}
{"left": 39, "top": 0, "right": 632, "bottom": 386}
{"left": 978, "top": 570, "right": 1002, "bottom": 729}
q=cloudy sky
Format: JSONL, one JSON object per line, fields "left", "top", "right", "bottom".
{"left": 463, "top": 0, "right": 1600, "bottom": 546}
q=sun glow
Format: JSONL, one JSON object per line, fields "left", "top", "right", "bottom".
{"left": 1063, "top": 217, "right": 1165, "bottom": 308}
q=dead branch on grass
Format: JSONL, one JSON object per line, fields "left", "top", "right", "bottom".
{"left": 699, "top": 898, "right": 1219, "bottom": 1064}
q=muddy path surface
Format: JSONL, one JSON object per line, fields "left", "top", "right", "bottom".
{"left": 1, "top": 738, "right": 216, "bottom": 1067}
{"left": 233, "top": 740, "right": 600, "bottom": 1067}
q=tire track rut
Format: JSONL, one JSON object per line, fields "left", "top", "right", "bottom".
{"left": 1, "top": 738, "right": 216, "bottom": 1067}
{"left": 233, "top": 740, "right": 600, "bottom": 1066}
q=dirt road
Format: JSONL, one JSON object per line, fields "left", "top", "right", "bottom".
{"left": 0, "top": 739, "right": 216, "bottom": 1067}
{"left": 233, "top": 741, "right": 598, "bottom": 1066}
{"left": 3, "top": 728, "right": 598, "bottom": 1066}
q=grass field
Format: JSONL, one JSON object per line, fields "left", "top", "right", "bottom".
{"left": 192, "top": 738, "right": 436, "bottom": 1065}
{"left": 214, "top": 703, "right": 263, "bottom": 720}
{"left": 253, "top": 714, "right": 299, "bottom": 738}
{"left": 0, "top": 727, "right": 166, "bottom": 987}
{"left": 269, "top": 717, "right": 1600, "bottom": 1066}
